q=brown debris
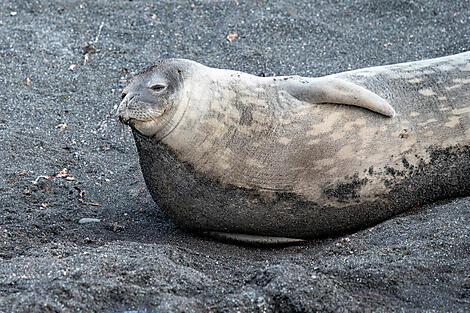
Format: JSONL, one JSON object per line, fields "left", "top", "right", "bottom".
{"left": 226, "top": 32, "right": 238, "bottom": 43}
{"left": 83, "top": 202, "right": 100, "bottom": 206}
{"left": 83, "top": 42, "right": 99, "bottom": 54}
{"left": 113, "top": 222, "right": 124, "bottom": 232}
{"left": 56, "top": 168, "right": 68, "bottom": 178}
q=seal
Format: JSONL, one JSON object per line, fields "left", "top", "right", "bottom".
{"left": 117, "top": 52, "right": 470, "bottom": 244}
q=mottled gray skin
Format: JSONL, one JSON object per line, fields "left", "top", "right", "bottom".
{"left": 118, "top": 52, "right": 470, "bottom": 242}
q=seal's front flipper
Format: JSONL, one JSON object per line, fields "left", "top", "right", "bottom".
{"left": 206, "top": 231, "right": 306, "bottom": 246}
{"left": 279, "top": 76, "right": 395, "bottom": 117}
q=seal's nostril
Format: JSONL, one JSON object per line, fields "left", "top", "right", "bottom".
{"left": 121, "top": 93, "right": 136, "bottom": 102}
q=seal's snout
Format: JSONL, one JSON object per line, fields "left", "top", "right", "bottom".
{"left": 116, "top": 98, "right": 131, "bottom": 124}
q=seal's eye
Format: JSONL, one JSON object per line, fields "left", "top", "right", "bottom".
{"left": 150, "top": 84, "right": 166, "bottom": 92}
{"left": 121, "top": 93, "right": 126, "bottom": 100}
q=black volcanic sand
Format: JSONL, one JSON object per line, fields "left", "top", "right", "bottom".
{"left": 1, "top": 1, "right": 469, "bottom": 312}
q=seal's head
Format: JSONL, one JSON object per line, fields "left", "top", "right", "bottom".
{"left": 117, "top": 60, "right": 188, "bottom": 138}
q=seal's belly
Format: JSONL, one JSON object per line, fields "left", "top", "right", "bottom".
{"left": 134, "top": 129, "right": 470, "bottom": 238}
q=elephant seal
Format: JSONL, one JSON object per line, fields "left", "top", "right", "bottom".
{"left": 117, "top": 52, "right": 470, "bottom": 244}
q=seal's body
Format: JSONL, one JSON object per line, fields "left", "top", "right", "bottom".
{"left": 118, "top": 52, "right": 470, "bottom": 242}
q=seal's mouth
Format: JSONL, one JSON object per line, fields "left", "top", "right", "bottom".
{"left": 118, "top": 115, "right": 131, "bottom": 125}
{"left": 117, "top": 115, "right": 142, "bottom": 129}
{"left": 116, "top": 99, "right": 168, "bottom": 137}
{"left": 118, "top": 117, "right": 158, "bottom": 137}
{"left": 117, "top": 111, "right": 173, "bottom": 138}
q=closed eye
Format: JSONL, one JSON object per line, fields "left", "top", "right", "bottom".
{"left": 150, "top": 84, "right": 166, "bottom": 91}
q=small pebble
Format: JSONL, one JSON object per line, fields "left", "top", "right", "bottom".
{"left": 79, "top": 218, "right": 101, "bottom": 224}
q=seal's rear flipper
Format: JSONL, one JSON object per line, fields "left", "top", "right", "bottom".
{"left": 279, "top": 76, "right": 395, "bottom": 117}
{"left": 206, "top": 231, "right": 306, "bottom": 245}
